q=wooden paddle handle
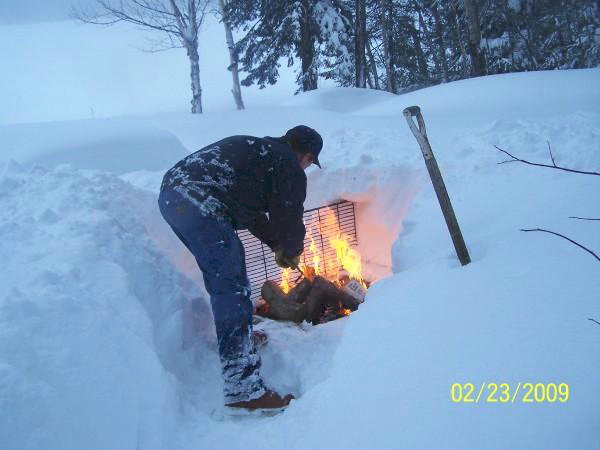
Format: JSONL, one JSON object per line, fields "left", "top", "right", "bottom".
{"left": 403, "top": 106, "right": 471, "bottom": 266}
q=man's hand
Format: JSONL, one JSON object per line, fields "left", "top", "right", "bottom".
{"left": 274, "top": 247, "right": 301, "bottom": 269}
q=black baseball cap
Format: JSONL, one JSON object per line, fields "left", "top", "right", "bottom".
{"left": 284, "top": 125, "right": 323, "bottom": 168}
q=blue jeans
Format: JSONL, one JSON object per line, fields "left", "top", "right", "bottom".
{"left": 158, "top": 184, "right": 265, "bottom": 403}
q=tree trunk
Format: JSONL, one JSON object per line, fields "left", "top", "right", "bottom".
{"left": 380, "top": 0, "right": 396, "bottom": 93}
{"left": 450, "top": 1, "right": 470, "bottom": 77}
{"left": 187, "top": 41, "right": 203, "bottom": 114}
{"left": 409, "top": 23, "right": 429, "bottom": 82}
{"left": 463, "top": 0, "right": 486, "bottom": 76}
{"left": 299, "top": 0, "right": 318, "bottom": 91}
{"left": 355, "top": 0, "right": 367, "bottom": 87}
{"left": 219, "top": 0, "right": 245, "bottom": 110}
{"left": 519, "top": 0, "right": 539, "bottom": 70}
{"left": 365, "top": 64, "right": 374, "bottom": 88}
{"left": 415, "top": 2, "right": 440, "bottom": 82}
{"left": 429, "top": 1, "right": 449, "bottom": 82}
{"left": 366, "top": 38, "right": 380, "bottom": 89}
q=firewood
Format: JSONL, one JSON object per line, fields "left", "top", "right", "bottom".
{"left": 316, "top": 276, "right": 361, "bottom": 310}
{"left": 339, "top": 290, "right": 361, "bottom": 312}
{"left": 259, "top": 276, "right": 364, "bottom": 325}
{"left": 288, "top": 278, "right": 312, "bottom": 304}
{"left": 260, "top": 281, "right": 307, "bottom": 323}
{"left": 304, "top": 276, "right": 339, "bottom": 325}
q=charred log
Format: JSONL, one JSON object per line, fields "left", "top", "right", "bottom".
{"left": 260, "top": 281, "right": 307, "bottom": 323}
{"left": 258, "top": 275, "right": 366, "bottom": 325}
{"left": 288, "top": 278, "right": 313, "bottom": 304}
{"left": 305, "top": 276, "right": 361, "bottom": 325}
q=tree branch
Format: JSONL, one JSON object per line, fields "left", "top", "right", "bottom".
{"left": 494, "top": 145, "right": 600, "bottom": 176}
{"left": 75, "top": 0, "right": 182, "bottom": 36}
{"left": 520, "top": 228, "right": 600, "bottom": 263}
{"left": 589, "top": 318, "right": 600, "bottom": 327}
{"left": 546, "top": 140, "right": 556, "bottom": 166}
{"left": 137, "top": 33, "right": 183, "bottom": 52}
{"left": 168, "top": 0, "right": 187, "bottom": 32}
{"left": 569, "top": 217, "right": 600, "bottom": 221}
{"left": 130, "top": 0, "right": 175, "bottom": 17}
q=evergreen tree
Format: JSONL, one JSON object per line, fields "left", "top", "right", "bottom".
{"left": 227, "top": 0, "right": 353, "bottom": 92}
{"left": 229, "top": 0, "right": 600, "bottom": 95}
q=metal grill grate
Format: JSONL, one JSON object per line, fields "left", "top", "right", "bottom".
{"left": 237, "top": 200, "right": 358, "bottom": 302}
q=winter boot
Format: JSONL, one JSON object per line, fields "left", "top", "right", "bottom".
{"left": 225, "top": 389, "right": 294, "bottom": 410}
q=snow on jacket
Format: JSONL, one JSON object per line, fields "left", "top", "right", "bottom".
{"left": 161, "top": 135, "right": 306, "bottom": 258}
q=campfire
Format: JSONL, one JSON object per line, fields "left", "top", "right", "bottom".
{"left": 255, "top": 206, "right": 370, "bottom": 325}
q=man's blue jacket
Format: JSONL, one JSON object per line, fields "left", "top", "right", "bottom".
{"left": 161, "top": 135, "right": 306, "bottom": 258}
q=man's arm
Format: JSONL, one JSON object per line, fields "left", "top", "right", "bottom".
{"left": 268, "top": 163, "right": 307, "bottom": 258}
{"left": 247, "top": 214, "right": 279, "bottom": 250}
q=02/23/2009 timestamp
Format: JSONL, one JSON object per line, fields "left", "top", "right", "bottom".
{"left": 451, "top": 382, "right": 569, "bottom": 403}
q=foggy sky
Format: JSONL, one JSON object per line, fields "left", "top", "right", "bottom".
{"left": 0, "top": 0, "right": 95, "bottom": 24}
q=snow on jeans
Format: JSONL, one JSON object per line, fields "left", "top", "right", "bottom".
{"left": 158, "top": 185, "right": 266, "bottom": 403}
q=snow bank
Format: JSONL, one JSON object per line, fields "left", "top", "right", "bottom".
{"left": 279, "top": 110, "right": 600, "bottom": 449}
{"left": 0, "top": 161, "right": 357, "bottom": 449}
{"left": 356, "top": 68, "right": 600, "bottom": 124}
{"left": 283, "top": 86, "right": 397, "bottom": 112}
{"left": 0, "top": 162, "right": 199, "bottom": 449}
{"left": 0, "top": 120, "right": 189, "bottom": 175}
{"left": 176, "top": 73, "right": 598, "bottom": 448}
{"left": 286, "top": 246, "right": 600, "bottom": 449}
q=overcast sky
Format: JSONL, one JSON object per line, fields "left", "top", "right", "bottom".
{"left": 0, "top": 0, "right": 95, "bottom": 24}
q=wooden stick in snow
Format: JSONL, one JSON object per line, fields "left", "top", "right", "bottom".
{"left": 403, "top": 106, "right": 471, "bottom": 266}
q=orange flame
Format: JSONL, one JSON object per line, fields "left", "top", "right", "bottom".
{"left": 319, "top": 207, "right": 366, "bottom": 288}
{"left": 300, "top": 226, "right": 322, "bottom": 282}
{"left": 330, "top": 234, "right": 367, "bottom": 289}
{"left": 280, "top": 206, "right": 367, "bottom": 293}
{"left": 280, "top": 267, "right": 292, "bottom": 294}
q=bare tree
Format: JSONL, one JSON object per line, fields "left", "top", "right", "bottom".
{"left": 74, "top": 0, "right": 210, "bottom": 114}
{"left": 217, "top": 0, "right": 244, "bottom": 110}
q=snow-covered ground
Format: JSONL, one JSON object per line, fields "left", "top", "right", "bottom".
{"left": 1, "top": 17, "right": 599, "bottom": 450}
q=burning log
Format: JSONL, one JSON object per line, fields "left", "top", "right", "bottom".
{"left": 305, "top": 276, "right": 362, "bottom": 325}
{"left": 258, "top": 275, "right": 366, "bottom": 325}
{"left": 252, "top": 198, "right": 372, "bottom": 324}
{"left": 287, "top": 278, "right": 312, "bottom": 304}
{"left": 260, "top": 281, "right": 307, "bottom": 323}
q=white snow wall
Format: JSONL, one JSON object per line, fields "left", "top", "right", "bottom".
{"left": 0, "top": 162, "right": 200, "bottom": 450}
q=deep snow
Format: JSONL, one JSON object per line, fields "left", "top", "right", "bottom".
{"left": 1, "top": 16, "right": 600, "bottom": 450}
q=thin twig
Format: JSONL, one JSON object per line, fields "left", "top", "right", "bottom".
{"left": 588, "top": 318, "right": 600, "bottom": 327}
{"left": 569, "top": 216, "right": 600, "bottom": 221}
{"left": 494, "top": 145, "right": 600, "bottom": 176}
{"left": 521, "top": 228, "right": 600, "bottom": 263}
{"left": 547, "top": 141, "right": 556, "bottom": 166}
